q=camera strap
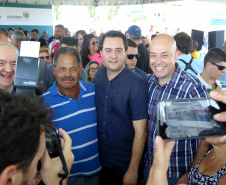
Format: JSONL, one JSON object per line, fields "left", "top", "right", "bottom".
{"left": 179, "top": 57, "right": 198, "bottom": 75}
{"left": 55, "top": 140, "right": 68, "bottom": 185}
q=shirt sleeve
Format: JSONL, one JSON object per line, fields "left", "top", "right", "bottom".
{"left": 130, "top": 77, "right": 149, "bottom": 121}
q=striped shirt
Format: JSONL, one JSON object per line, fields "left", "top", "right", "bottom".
{"left": 43, "top": 81, "right": 101, "bottom": 178}
{"left": 145, "top": 64, "right": 208, "bottom": 178}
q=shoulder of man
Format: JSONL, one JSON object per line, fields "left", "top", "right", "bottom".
{"left": 180, "top": 70, "right": 208, "bottom": 98}
{"left": 80, "top": 80, "right": 95, "bottom": 92}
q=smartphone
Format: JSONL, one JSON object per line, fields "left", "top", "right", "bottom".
{"left": 156, "top": 98, "right": 226, "bottom": 140}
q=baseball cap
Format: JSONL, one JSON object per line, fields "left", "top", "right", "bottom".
{"left": 127, "top": 25, "right": 141, "bottom": 36}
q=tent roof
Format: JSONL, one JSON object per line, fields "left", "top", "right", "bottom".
{"left": 1, "top": 0, "right": 226, "bottom": 6}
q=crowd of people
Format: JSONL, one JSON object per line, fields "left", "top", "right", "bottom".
{"left": 0, "top": 23, "right": 226, "bottom": 185}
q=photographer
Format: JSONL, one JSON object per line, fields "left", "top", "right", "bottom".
{"left": 0, "top": 90, "right": 74, "bottom": 185}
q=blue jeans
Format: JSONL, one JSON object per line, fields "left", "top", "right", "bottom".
{"left": 67, "top": 173, "right": 99, "bottom": 185}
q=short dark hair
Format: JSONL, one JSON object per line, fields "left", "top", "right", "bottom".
{"left": 127, "top": 38, "right": 137, "bottom": 48}
{"left": 31, "top": 29, "right": 39, "bottom": 33}
{"left": 60, "top": 37, "right": 78, "bottom": 48}
{"left": 76, "top": 30, "right": 86, "bottom": 38}
{"left": 173, "top": 32, "right": 192, "bottom": 54}
{"left": 99, "top": 30, "right": 128, "bottom": 51}
{"left": 55, "top": 24, "right": 65, "bottom": 30}
{"left": 151, "top": 34, "right": 157, "bottom": 41}
{"left": 54, "top": 47, "right": 81, "bottom": 68}
{"left": 8, "top": 28, "right": 14, "bottom": 32}
{"left": 204, "top": 48, "right": 226, "bottom": 68}
{"left": 0, "top": 90, "right": 51, "bottom": 173}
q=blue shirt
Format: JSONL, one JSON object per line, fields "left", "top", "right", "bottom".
{"left": 94, "top": 66, "right": 148, "bottom": 169}
{"left": 177, "top": 54, "right": 204, "bottom": 76}
{"left": 43, "top": 81, "right": 101, "bottom": 178}
{"left": 145, "top": 64, "right": 208, "bottom": 178}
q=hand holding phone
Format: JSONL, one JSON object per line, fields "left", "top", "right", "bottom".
{"left": 157, "top": 98, "right": 226, "bottom": 140}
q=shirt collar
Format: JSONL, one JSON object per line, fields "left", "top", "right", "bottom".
{"left": 50, "top": 80, "right": 85, "bottom": 96}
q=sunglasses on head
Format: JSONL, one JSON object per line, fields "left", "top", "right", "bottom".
{"left": 91, "top": 41, "right": 99, "bottom": 46}
{"left": 210, "top": 61, "right": 226, "bottom": 71}
{"left": 39, "top": 56, "right": 51, "bottom": 60}
{"left": 127, "top": 54, "right": 140, "bottom": 60}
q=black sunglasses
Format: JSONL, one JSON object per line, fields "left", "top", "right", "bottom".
{"left": 91, "top": 41, "right": 99, "bottom": 46}
{"left": 210, "top": 61, "right": 226, "bottom": 71}
{"left": 127, "top": 54, "right": 140, "bottom": 60}
{"left": 39, "top": 56, "right": 51, "bottom": 60}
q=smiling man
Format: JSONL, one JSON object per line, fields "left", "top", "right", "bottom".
{"left": 94, "top": 31, "right": 148, "bottom": 185}
{"left": 144, "top": 34, "right": 209, "bottom": 185}
{"left": 0, "top": 42, "right": 18, "bottom": 94}
{"left": 43, "top": 47, "right": 101, "bottom": 185}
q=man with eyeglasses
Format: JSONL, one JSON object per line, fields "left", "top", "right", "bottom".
{"left": 196, "top": 48, "right": 226, "bottom": 93}
{"left": 126, "top": 39, "right": 148, "bottom": 80}
{"left": 126, "top": 25, "right": 150, "bottom": 74}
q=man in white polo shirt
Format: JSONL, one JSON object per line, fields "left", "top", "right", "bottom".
{"left": 196, "top": 48, "right": 226, "bottom": 93}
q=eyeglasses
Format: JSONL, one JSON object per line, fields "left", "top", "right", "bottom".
{"left": 91, "top": 41, "right": 99, "bottom": 46}
{"left": 39, "top": 56, "right": 51, "bottom": 60}
{"left": 127, "top": 54, "right": 140, "bottom": 60}
{"left": 210, "top": 61, "right": 226, "bottom": 71}
{"left": 89, "top": 67, "right": 100, "bottom": 72}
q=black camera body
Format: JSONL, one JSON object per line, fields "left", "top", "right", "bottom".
{"left": 45, "top": 125, "right": 61, "bottom": 158}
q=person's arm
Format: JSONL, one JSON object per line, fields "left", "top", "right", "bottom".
{"left": 176, "top": 139, "right": 209, "bottom": 185}
{"left": 146, "top": 136, "right": 175, "bottom": 185}
{"left": 40, "top": 128, "right": 74, "bottom": 185}
{"left": 123, "top": 119, "right": 147, "bottom": 185}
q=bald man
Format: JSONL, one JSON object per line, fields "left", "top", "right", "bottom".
{"left": 144, "top": 34, "right": 209, "bottom": 185}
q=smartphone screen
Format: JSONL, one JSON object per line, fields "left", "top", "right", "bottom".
{"left": 157, "top": 98, "right": 226, "bottom": 140}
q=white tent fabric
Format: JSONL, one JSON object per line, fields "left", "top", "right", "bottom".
{"left": 1, "top": 0, "right": 226, "bottom": 6}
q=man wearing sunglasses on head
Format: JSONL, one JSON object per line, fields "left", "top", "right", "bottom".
{"left": 196, "top": 47, "right": 226, "bottom": 93}
{"left": 126, "top": 39, "right": 148, "bottom": 80}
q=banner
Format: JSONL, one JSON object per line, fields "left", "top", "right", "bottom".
{"left": 0, "top": 7, "right": 52, "bottom": 25}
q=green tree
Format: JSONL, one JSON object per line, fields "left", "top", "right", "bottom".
{"left": 54, "top": 5, "right": 61, "bottom": 20}
{"left": 87, "top": 6, "right": 96, "bottom": 20}
{"left": 107, "top": 6, "right": 120, "bottom": 21}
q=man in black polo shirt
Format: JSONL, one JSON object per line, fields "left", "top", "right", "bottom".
{"left": 94, "top": 30, "right": 148, "bottom": 185}
{"left": 127, "top": 25, "right": 150, "bottom": 74}
{"left": 31, "top": 29, "right": 47, "bottom": 48}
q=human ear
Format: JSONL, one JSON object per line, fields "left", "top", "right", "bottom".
{"left": 0, "top": 165, "right": 22, "bottom": 185}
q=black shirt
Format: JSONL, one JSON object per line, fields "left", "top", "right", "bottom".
{"left": 137, "top": 43, "right": 150, "bottom": 74}
{"left": 30, "top": 38, "right": 47, "bottom": 47}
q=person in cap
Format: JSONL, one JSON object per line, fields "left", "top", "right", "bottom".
{"left": 127, "top": 25, "right": 150, "bottom": 74}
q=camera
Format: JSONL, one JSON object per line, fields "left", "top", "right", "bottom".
{"left": 45, "top": 125, "right": 61, "bottom": 158}
{"left": 157, "top": 98, "right": 226, "bottom": 140}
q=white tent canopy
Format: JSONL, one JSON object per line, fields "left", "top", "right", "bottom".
{"left": 1, "top": 0, "right": 226, "bottom": 6}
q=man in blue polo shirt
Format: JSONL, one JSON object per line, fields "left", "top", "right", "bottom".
{"left": 94, "top": 30, "right": 148, "bottom": 185}
{"left": 43, "top": 47, "right": 101, "bottom": 185}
